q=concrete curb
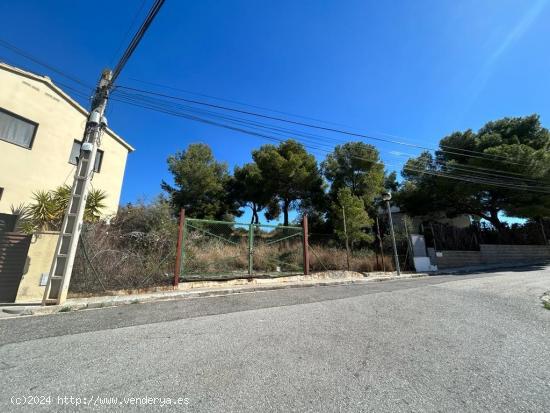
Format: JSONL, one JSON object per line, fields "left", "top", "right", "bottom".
{"left": 3, "top": 272, "right": 428, "bottom": 318}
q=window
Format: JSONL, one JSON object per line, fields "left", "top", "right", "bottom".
{"left": 0, "top": 107, "right": 38, "bottom": 149}
{"left": 69, "top": 140, "right": 104, "bottom": 173}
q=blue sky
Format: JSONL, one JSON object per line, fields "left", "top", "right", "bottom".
{"left": 1, "top": 0, "right": 550, "bottom": 222}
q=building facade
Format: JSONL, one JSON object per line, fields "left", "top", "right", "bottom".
{"left": 0, "top": 62, "right": 134, "bottom": 303}
{"left": 0, "top": 62, "right": 134, "bottom": 216}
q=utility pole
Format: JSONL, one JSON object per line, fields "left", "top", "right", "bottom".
{"left": 42, "top": 0, "right": 166, "bottom": 305}
{"left": 43, "top": 70, "right": 112, "bottom": 305}
{"left": 382, "top": 191, "right": 400, "bottom": 276}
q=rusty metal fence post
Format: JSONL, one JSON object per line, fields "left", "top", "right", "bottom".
{"left": 302, "top": 215, "right": 309, "bottom": 275}
{"left": 248, "top": 223, "right": 254, "bottom": 276}
{"left": 173, "top": 208, "right": 185, "bottom": 286}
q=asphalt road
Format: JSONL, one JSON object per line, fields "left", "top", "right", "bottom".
{"left": 1, "top": 266, "right": 549, "bottom": 412}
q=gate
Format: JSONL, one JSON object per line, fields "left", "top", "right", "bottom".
{"left": 177, "top": 217, "right": 305, "bottom": 281}
{"left": 0, "top": 232, "right": 32, "bottom": 302}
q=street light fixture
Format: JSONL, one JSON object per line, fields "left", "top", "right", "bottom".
{"left": 382, "top": 191, "right": 401, "bottom": 276}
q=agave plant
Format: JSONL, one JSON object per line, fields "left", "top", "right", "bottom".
{"left": 15, "top": 186, "right": 108, "bottom": 233}
{"left": 10, "top": 203, "right": 36, "bottom": 234}
{"left": 84, "top": 188, "right": 108, "bottom": 222}
{"left": 28, "top": 190, "right": 58, "bottom": 231}
{"left": 52, "top": 184, "right": 72, "bottom": 216}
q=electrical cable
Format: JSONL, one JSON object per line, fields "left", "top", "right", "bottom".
{"left": 112, "top": 90, "right": 550, "bottom": 186}
{"left": 109, "top": 0, "right": 149, "bottom": 67}
{"left": 111, "top": 0, "right": 166, "bottom": 83}
{"left": 109, "top": 95, "right": 550, "bottom": 194}
{"left": 115, "top": 85, "right": 538, "bottom": 167}
{"left": 0, "top": 38, "right": 93, "bottom": 89}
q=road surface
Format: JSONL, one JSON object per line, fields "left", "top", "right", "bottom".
{"left": 1, "top": 266, "right": 549, "bottom": 412}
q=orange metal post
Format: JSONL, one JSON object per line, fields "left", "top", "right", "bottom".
{"left": 302, "top": 214, "right": 309, "bottom": 275}
{"left": 173, "top": 208, "right": 185, "bottom": 286}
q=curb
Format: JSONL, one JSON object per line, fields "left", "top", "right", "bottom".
{"left": 3, "top": 273, "right": 428, "bottom": 318}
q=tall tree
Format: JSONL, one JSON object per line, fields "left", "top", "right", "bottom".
{"left": 322, "top": 142, "right": 385, "bottom": 210}
{"left": 253, "top": 140, "right": 324, "bottom": 225}
{"left": 162, "top": 143, "right": 238, "bottom": 219}
{"left": 228, "top": 163, "right": 270, "bottom": 224}
{"left": 398, "top": 115, "right": 550, "bottom": 229}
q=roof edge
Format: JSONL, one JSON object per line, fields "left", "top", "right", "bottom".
{"left": 0, "top": 61, "right": 135, "bottom": 152}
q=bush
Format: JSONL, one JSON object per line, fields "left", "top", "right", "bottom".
{"left": 69, "top": 199, "right": 178, "bottom": 294}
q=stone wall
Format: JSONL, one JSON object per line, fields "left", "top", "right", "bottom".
{"left": 434, "top": 244, "right": 550, "bottom": 270}
{"left": 480, "top": 244, "right": 550, "bottom": 264}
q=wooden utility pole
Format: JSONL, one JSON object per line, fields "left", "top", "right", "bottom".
{"left": 173, "top": 209, "right": 185, "bottom": 286}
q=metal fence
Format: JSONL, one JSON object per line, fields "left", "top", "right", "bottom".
{"left": 175, "top": 216, "right": 305, "bottom": 281}
{"left": 70, "top": 210, "right": 413, "bottom": 294}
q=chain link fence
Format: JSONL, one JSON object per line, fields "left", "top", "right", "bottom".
{"left": 179, "top": 218, "right": 304, "bottom": 281}
{"left": 69, "top": 208, "right": 417, "bottom": 295}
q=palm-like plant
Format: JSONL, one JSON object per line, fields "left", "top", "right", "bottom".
{"left": 52, "top": 185, "right": 71, "bottom": 214}
{"left": 10, "top": 203, "right": 36, "bottom": 234}
{"left": 12, "top": 186, "right": 108, "bottom": 233}
{"left": 28, "top": 190, "right": 58, "bottom": 231}
{"left": 85, "top": 189, "right": 107, "bottom": 222}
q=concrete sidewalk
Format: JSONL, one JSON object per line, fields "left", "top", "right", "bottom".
{"left": 1, "top": 271, "right": 425, "bottom": 318}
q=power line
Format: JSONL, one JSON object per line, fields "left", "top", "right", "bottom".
{"left": 112, "top": 90, "right": 550, "bottom": 187}
{"left": 0, "top": 38, "right": 93, "bottom": 89}
{"left": 111, "top": 0, "right": 166, "bottom": 83}
{"left": 109, "top": 0, "right": 149, "bottom": 67}
{"left": 126, "top": 77, "right": 353, "bottom": 128}
{"left": 0, "top": 35, "right": 540, "bottom": 171}
{"left": 112, "top": 89, "right": 549, "bottom": 186}
{"left": 115, "top": 85, "right": 537, "bottom": 168}
{"left": 109, "top": 94, "right": 550, "bottom": 194}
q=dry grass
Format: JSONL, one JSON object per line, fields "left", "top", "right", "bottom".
{"left": 309, "top": 246, "right": 394, "bottom": 272}
{"left": 184, "top": 236, "right": 305, "bottom": 276}
{"left": 184, "top": 233, "right": 389, "bottom": 277}
{"left": 70, "top": 217, "right": 391, "bottom": 295}
{"left": 70, "top": 221, "right": 177, "bottom": 293}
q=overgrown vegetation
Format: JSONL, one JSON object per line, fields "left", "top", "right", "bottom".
{"left": 69, "top": 199, "right": 177, "bottom": 293}
{"left": 12, "top": 184, "right": 107, "bottom": 233}
{"left": 18, "top": 115, "right": 548, "bottom": 294}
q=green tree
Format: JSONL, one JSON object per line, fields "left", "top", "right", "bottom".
{"left": 162, "top": 143, "right": 239, "bottom": 219}
{"left": 228, "top": 163, "right": 270, "bottom": 224}
{"left": 322, "top": 142, "right": 385, "bottom": 210}
{"left": 398, "top": 115, "right": 550, "bottom": 229}
{"left": 253, "top": 140, "right": 324, "bottom": 225}
{"left": 384, "top": 171, "right": 400, "bottom": 193}
{"left": 332, "top": 188, "right": 373, "bottom": 247}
